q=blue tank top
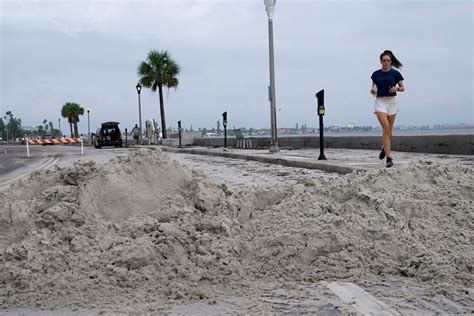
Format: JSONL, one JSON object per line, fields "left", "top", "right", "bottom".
{"left": 371, "top": 68, "right": 404, "bottom": 97}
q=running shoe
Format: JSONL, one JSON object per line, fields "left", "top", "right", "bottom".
{"left": 386, "top": 157, "right": 393, "bottom": 168}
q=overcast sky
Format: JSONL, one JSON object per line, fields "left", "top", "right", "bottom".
{"left": 1, "top": 0, "right": 473, "bottom": 133}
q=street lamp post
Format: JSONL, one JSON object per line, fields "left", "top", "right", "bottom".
{"left": 178, "top": 120, "right": 182, "bottom": 148}
{"left": 264, "top": 0, "right": 279, "bottom": 152}
{"left": 222, "top": 111, "right": 228, "bottom": 151}
{"left": 3, "top": 115, "right": 7, "bottom": 143}
{"left": 58, "top": 118, "right": 61, "bottom": 137}
{"left": 87, "top": 108, "right": 90, "bottom": 141}
{"left": 136, "top": 82, "right": 143, "bottom": 144}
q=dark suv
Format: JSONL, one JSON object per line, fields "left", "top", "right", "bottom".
{"left": 92, "top": 122, "right": 123, "bottom": 149}
{"left": 41, "top": 134, "right": 55, "bottom": 146}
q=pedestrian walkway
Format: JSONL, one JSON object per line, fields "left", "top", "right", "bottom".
{"left": 161, "top": 146, "right": 473, "bottom": 174}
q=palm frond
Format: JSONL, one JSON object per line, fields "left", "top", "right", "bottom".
{"left": 138, "top": 62, "right": 152, "bottom": 77}
{"left": 140, "top": 76, "right": 154, "bottom": 89}
{"left": 167, "top": 77, "right": 179, "bottom": 89}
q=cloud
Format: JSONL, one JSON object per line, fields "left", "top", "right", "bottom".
{"left": 1, "top": 0, "right": 472, "bottom": 132}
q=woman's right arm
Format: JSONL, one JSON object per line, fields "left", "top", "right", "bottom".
{"left": 370, "top": 82, "right": 377, "bottom": 95}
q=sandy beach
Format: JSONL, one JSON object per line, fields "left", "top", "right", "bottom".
{"left": 0, "top": 148, "right": 473, "bottom": 314}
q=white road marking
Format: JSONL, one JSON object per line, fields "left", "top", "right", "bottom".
{"left": 0, "top": 157, "right": 58, "bottom": 191}
{"left": 326, "top": 282, "right": 399, "bottom": 316}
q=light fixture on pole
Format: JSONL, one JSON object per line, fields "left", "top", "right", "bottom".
{"left": 136, "top": 82, "right": 143, "bottom": 143}
{"left": 87, "top": 108, "right": 90, "bottom": 140}
{"left": 264, "top": 0, "right": 279, "bottom": 152}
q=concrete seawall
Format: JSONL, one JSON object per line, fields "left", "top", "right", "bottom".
{"left": 193, "top": 134, "right": 473, "bottom": 155}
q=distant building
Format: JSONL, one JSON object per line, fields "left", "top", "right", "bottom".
{"left": 23, "top": 125, "right": 38, "bottom": 132}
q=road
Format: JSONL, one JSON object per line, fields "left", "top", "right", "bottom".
{"left": 1, "top": 144, "right": 336, "bottom": 192}
{"left": 0, "top": 144, "right": 137, "bottom": 190}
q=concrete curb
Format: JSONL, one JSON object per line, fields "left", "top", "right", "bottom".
{"left": 194, "top": 134, "right": 474, "bottom": 155}
{"left": 161, "top": 147, "right": 362, "bottom": 174}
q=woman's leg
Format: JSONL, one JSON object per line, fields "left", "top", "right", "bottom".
{"left": 376, "top": 112, "right": 391, "bottom": 158}
{"left": 387, "top": 114, "right": 397, "bottom": 155}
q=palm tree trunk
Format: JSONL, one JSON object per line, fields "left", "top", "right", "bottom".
{"left": 74, "top": 121, "right": 79, "bottom": 138}
{"left": 158, "top": 84, "right": 167, "bottom": 139}
{"left": 69, "top": 123, "right": 74, "bottom": 138}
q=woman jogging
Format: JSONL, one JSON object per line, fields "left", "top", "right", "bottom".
{"left": 371, "top": 50, "right": 405, "bottom": 167}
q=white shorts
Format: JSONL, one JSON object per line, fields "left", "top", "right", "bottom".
{"left": 374, "top": 97, "right": 399, "bottom": 116}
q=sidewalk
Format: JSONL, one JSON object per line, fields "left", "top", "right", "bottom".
{"left": 161, "top": 146, "right": 473, "bottom": 174}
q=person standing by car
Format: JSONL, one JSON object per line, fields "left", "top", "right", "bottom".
{"left": 370, "top": 50, "right": 405, "bottom": 168}
{"left": 131, "top": 124, "right": 140, "bottom": 145}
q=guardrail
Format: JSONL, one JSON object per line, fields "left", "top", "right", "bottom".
{"left": 26, "top": 138, "right": 83, "bottom": 157}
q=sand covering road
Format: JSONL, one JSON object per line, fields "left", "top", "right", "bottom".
{"left": 0, "top": 148, "right": 472, "bottom": 310}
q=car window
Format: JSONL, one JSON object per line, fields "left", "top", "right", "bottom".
{"left": 103, "top": 128, "right": 117, "bottom": 134}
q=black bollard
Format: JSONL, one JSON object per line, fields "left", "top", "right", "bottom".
{"left": 315, "top": 89, "right": 327, "bottom": 160}
{"left": 178, "top": 121, "right": 182, "bottom": 147}
{"left": 222, "top": 111, "right": 227, "bottom": 151}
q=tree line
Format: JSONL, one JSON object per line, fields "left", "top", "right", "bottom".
{"left": 1, "top": 102, "right": 85, "bottom": 141}
{"left": 0, "top": 111, "right": 24, "bottom": 141}
{"left": 2, "top": 48, "right": 180, "bottom": 141}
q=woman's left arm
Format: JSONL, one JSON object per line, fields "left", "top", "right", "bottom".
{"left": 397, "top": 80, "right": 405, "bottom": 92}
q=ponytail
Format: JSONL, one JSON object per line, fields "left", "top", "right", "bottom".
{"left": 380, "top": 50, "right": 403, "bottom": 69}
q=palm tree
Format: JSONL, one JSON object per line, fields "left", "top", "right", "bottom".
{"left": 43, "top": 119, "right": 49, "bottom": 133}
{"left": 138, "top": 50, "right": 180, "bottom": 139}
{"left": 61, "top": 102, "right": 84, "bottom": 138}
{"left": 0, "top": 117, "right": 5, "bottom": 141}
{"left": 37, "top": 125, "right": 44, "bottom": 136}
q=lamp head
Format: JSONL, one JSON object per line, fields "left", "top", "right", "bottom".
{"left": 264, "top": 0, "right": 276, "bottom": 19}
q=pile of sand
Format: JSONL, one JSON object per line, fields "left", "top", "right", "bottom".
{"left": 0, "top": 148, "right": 472, "bottom": 311}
